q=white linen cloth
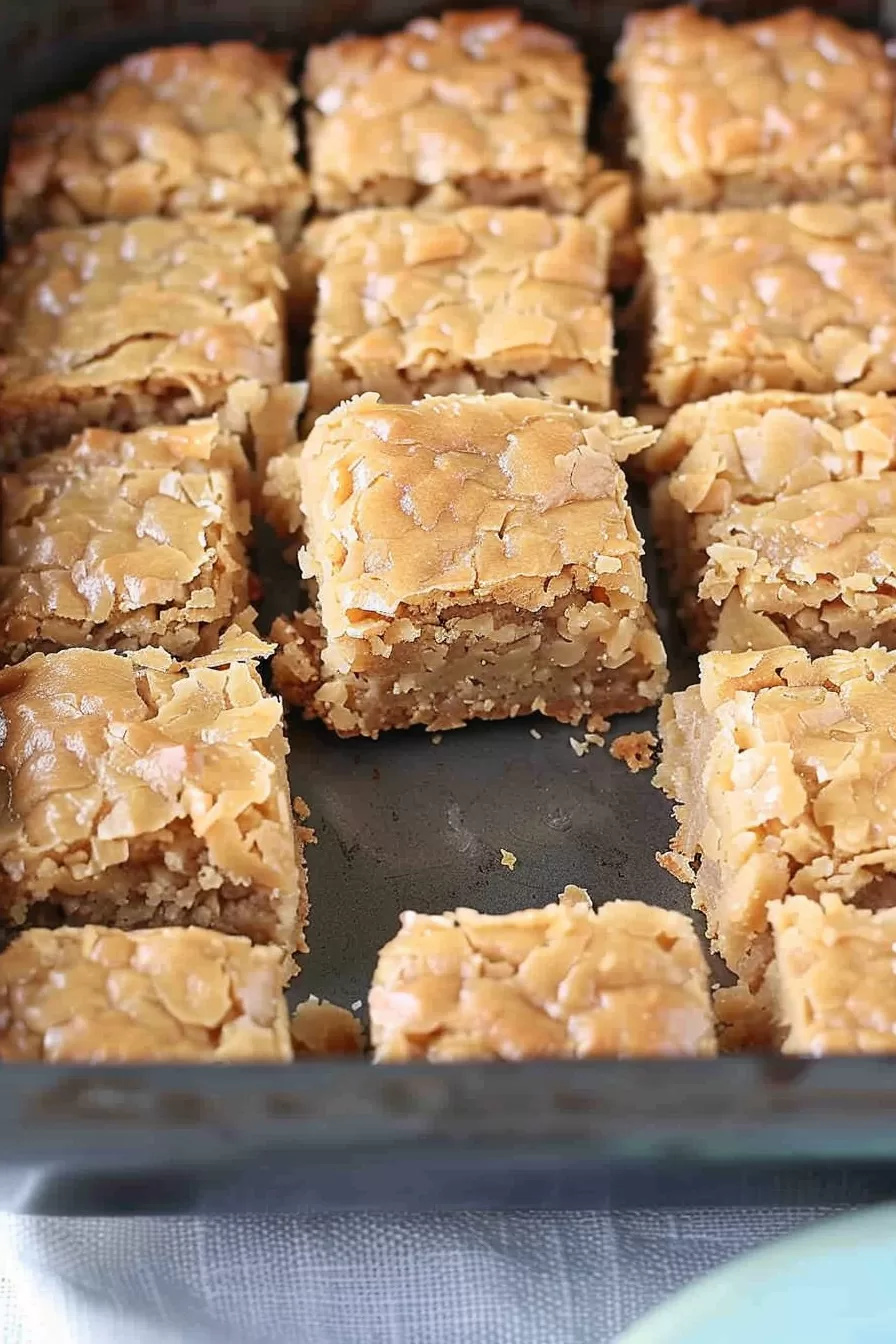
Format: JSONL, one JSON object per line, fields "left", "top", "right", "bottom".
{"left": 0, "top": 1206, "right": 847, "bottom": 1343}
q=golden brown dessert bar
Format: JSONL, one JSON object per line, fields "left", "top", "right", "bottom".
{"left": 612, "top": 7, "right": 896, "bottom": 212}
{"left": 0, "top": 925, "right": 293, "bottom": 1062}
{"left": 647, "top": 390, "right": 896, "bottom": 655}
{"left": 640, "top": 202, "right": 896, "bottom": 414}
{"left": 303, "top": 10, "right": 592, "bottom": 215}
{"left": 305, "top": 206, "right": 614, "bottom": 421}
{"left": 770, "top": 895, "right": 896, "bottom": 1055}
{"left": 369, "top": 887, "right": 716, "bottom": 1061}
{"left": 656, "top": 644, "right": 896, "bottom": 993}
{"left": 0, "top": 214, "right": 287, "bottom": 461}
{"left": 265, "top": 392, "right": 667, "bottom": 737}
{"left": 5, "top": 43, "right": 309, "bottom": 247}
{"left": 0, "top": 629, "right": 309, "bottom": 950}
{"left": 0, "top": 418, "right": 252, "bottom": 662}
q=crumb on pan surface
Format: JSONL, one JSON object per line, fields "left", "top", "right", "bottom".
{"left": 305, "top": 205, "right": 614, "bottom": 421}
{"left": 290, "top": 995, "right": 365, "bottom": 1057}
{"left": 610, "top": 730, "right": 656, "bottom": 773}
{"left": 369, "top": 891, "right": 716, "bottom": 1061}
{"left": 0, "top": 418, "right": 252, "bottom": 661}
{"left": 612, "top": 7, "right": 896, "bottom": 211}
{"left": 647, "top": 389, "right": 896, "bottom": 656}
{"left": 266, "top": 392, "right": 667, "bottom": 737}
{"left": 0, "top": 925, "right": 293, "bottom": 1062}
{"left": 656, "top": 643, "right": 896, "bottom": 994}
{"left": 5, "top": 42, "right": 309, "bottom": 246}
{"left": 0, "top": 214, "right": 287, "bottom": 460}
{"left": 303, "top": 9, "right": 592, "bottom": 215}
{"left": 0, "top": 627, "right": 309, "bottom": 950}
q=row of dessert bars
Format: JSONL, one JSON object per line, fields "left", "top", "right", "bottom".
{"left": 0, "top": 5, "right": 893, "bottom": 1062}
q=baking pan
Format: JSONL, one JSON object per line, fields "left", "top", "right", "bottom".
{"left": 2, "top": 0, "right": 896, "bottom": 1215}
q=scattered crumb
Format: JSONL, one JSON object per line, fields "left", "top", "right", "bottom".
{"left": 293, "top": 797, "right": 311, "bottom": 821}
{"left": 559, "top": 884, "right": 592, "bottom": 909}
{"left": 500, "top": 848, "right": 518, "bottom": 870}
{"left": 713, "top": 984, "right": 777, "bottom": 1053}
{"left": 584, "top": 730, "right": 605, "bottom": 748}
{"left": 656, "top": 849, "right": 696, "bottom": 883}
{"left": 291, "top": 996, "right": 365, "bottom": 1058}
{"left": 529, "top": 727, "right": 542, "bottom": 740}
{"left": 569, "top": 736, "right": 589, "bottom": 758}
{"left": 587, "top": 713, "right": 610, "bottom": 736}
{"left": 351, "top": 1000, "right": 362, "bottom": 1012}
{"left": 431, "top": 733, "right": 443, "bottom": 745}
{"left": 610, "top": 731, "right": 657, "bottom": 773}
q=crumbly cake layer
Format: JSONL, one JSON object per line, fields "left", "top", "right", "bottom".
{"left": 0, "top": 214, "right": 287, "bottom": 459}
{"left": 264, "top": 392, "right": 666, "bottom": 736}
{"left": 770, "top": 895, "right": 896, "bottom": 1055}
{"left": 369, "top": 888, "right": 716, "bottom": 1061}
{"left": 642, "top": 202, "right": 896, "bottom": 411}
{"left": 612, "top": 7, "right": 896, "bottom": 211}
{"left": 0, "top": 925, "right": 293, "bottom": 1062}
{"left": 4, "top": 43, "right": 309, "bottom": 247}
{"left": 0, "top": 630, "right": 309, "bottom": 950}
{"left": 303, "top": 9, "right": 591, "bottom": 214}
{"left": 306, "top": 206, "right": 613, "bottom": 420}
{"left": 647, "top": 390, "right": 896, "bottom": 654}
{"left": 0, "top": 419, "right": 251, "bottom": 661}
{"left": 656, "top": 644, "right": 896, "bottom": 990}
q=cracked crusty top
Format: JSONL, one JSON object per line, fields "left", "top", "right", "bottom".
{"left": 0, "top": 419, "right": 250, "bottom": 647}
{"left": 4, "top": 43, "right": 309, "bottom": 246}
{"left": 672, "top": 645, "right": 896, "bottom": 908}
{"left": 645, "top": 202, "right": 896, "bottom": 404}
{"left": 0, "top": 214, "right": 286, "bottom": 399}
{"left": 303, "top": 9, "right": 589, "bottom": 209}
{"left": 309, "top": 206, "right": 612, "bottom": 412}
{"left": 369, "top": 890, "right": 716, "bottom": 1061}
{"left": 0, "top": 925, "right": 292, "bottom": 1062}
{"left": 0, "top": 630, "right": 300, "bottom": 898}
{"left": 613, "top": 6, "right": 896, "bottom": 208}
{"left": 291, "top": 393, "right": 658, "bottom": 639}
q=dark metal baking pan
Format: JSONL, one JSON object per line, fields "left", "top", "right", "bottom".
{"left": 2, "top": 0, "right": 896, "bottom": 1214}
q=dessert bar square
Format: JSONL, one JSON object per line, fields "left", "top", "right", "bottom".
{"left": 5, "top": 42, "right": 309, "bottom": 247}
{"left": 648, "top": 390, "right": 896, "bottom": 655}
{"left": 0, "top": 214, "right": 287, "bottom": 460}
{"left": 265, "top": 392, "right": 667, "bottom": 737}
{"left": 656, "top": 644, "right": 896, "bottom": 992}
{"left": 612, "top": 7, "right": 896, "bottom": 211}
{"left": 0, "top": 417, "right": 251, "bottom": 661}
{"left": 369, "top": 888, "right": 716, "bottom": 1061}
{"left": 0, "top": 630, "right": 309, "bottom": 950}
{"left": 770, "top": 896, "right": 896, "bottom": 1056}
{"left": 303, "top": 10, "right": 592, "bottom": 214}
{"left": 0, "top": 926, "right": 293, "bottom": 1062}
{"left": 641, "top": 202, "right": 896, "bottom": 414}
{"left": 306, "top": 206, "right": 613, "bottom": 421}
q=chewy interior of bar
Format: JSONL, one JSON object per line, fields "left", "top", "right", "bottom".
{"left": 646, "top": 389, "right": 896, "bottom": 656}
{"left": 0, "top": 214, "right": 287, "bottom": 460}
{"left": 265, "top": 391, "right": 667, "bottom": 737}
{"left": 3, "top": 42, "right": 310, "bottom": 247}
{"left": 305, "top": 205, "right": 614, "bottom": 421}
{"left": 0, "top": 629, "right": 309, "bottom": 951}
{"left": 369, "top": 888, "right": 717, "bottom": 1062}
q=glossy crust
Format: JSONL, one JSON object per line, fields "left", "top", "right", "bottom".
{"left": 0, "top": 630, "right": 310, "bottom": 950}
{"left": 656, "top": 644, "right": 896, "bottom": 991}
{"left": 5, "top": 43, "right": 309, "bottom": 246}
{"left": 647, "top": 390, "right": 896, "bottom": 655}
{"left": 0, "top": 925, "right": 293, "bottom": 1062}
{"left": 265, "top": 392, "right": 667, "bottom": 736}
{"left": 613, "top": 6, "right": 896, "bottom": 210}
{"left": 303, "top": 9, "right": 591, "bottom": 213}
{"left": 369, "top": 889, "right": 716, "bottom": 1061}
{"left": 0, "top": 214, "right": 287, "bottom": 460}
{"left": 641, "top": 202, "right": 896, "bottom": 411}
{"left": 0, "top": 419, "right": 251, "bottom": 661}
{"left": 770, "top": 895, "right": 896, "bottom": 1055}
{"left": 306, "top": 206, "right": 613, "bottom": 420}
